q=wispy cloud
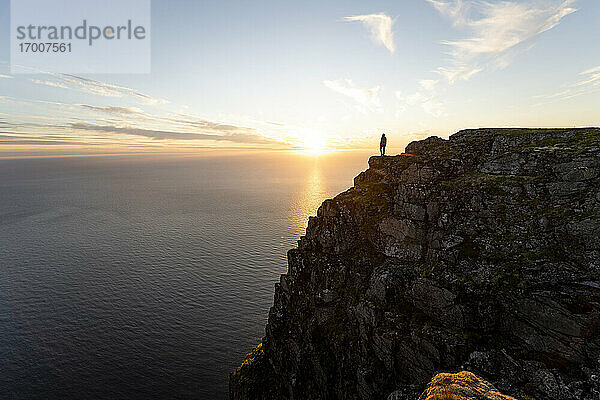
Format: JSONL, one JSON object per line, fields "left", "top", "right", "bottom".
{"left": 68, "top": 122, "right": 281, "bottom": 144}
{"left": 427, "top": 0, "right": 471, "bottom": 26}
{"left": 0, "top": 67, "right": 320, "bottom": 156}
{"left": 344, "top": 13, "right": 396, "bottom": 54}
{"left": 436, "top": 65, "right": 482, "bottom": 84}
{"left": 0, "top": 134, "right": 100, "bottom": 146}
{"left": 427, "top": 0, "right": 577, "bottom": 83}
{"left": 324, "top": 79, "right": 383, "bottom": 113}
{"left": 79, "top": 105, "right": 145, "bottom": 116}
{"left": 28, "top": 73, "right": 169, "bottom": 104}
{"left": 163, "top": 114, "right": 262, "bottom": 133}
{"left": 1, "top": 75, "right": 298, "bottom": 153}
{"left": 60, "top": 74, "right": 169, "bottom": 104}
{"left": 577, "top": 66, "right": 600, "bottom": 87}
{"left": 535, "top": 65, "right": 600, "bottom": 102}
{"left": 396, "top": 91, "right": 446, "bottom": 117}
{"left": 29, "top": 79, "right": 69, "bottom": 89}
{"left": 419, "top": 79, "right": 440, "bottom": 91}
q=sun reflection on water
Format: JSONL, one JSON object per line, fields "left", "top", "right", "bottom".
{"left": 290, "top": 159, "right": 327, "bottom": 239}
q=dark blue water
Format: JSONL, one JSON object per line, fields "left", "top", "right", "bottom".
{"left": 0, "top": 152, "right": 368, "bottom": 400}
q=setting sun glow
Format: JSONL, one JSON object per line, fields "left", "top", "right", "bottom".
{"left": 302, "top": 134, "right": 326, "bottom": 155}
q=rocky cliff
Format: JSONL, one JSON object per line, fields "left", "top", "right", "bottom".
{"left": 230, "top": 128, "right": 600, "bottom": 400}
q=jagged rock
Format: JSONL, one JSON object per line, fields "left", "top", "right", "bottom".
{"left": 230, "top": 128, "right": 600, "bottom": 400}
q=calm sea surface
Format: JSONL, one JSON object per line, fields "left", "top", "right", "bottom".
{"left": 0, "top": 152, "right": 369, "bottom": 400}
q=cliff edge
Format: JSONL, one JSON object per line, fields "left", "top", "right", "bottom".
{"left": 231, "top": 128, "right": 600, "bottom": 400}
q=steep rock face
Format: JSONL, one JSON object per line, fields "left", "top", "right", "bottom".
{"left": 230, "top": 128, "right": 600, "bottom": 400}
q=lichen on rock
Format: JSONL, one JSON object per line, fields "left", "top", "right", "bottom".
{"left": 410, "top": 371, "right": 517, "bottom": 400}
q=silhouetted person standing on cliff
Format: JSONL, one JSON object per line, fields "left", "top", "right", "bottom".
{"left": 380, "top": 133, "right": 387, "bottom": 156}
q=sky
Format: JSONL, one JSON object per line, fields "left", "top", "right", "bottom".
{"left": 0, "top": 0, "right": 599, "bottom": 158}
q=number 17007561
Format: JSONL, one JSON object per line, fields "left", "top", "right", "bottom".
{"left": 19, "top": 42, "right": 72, "bottom": 53}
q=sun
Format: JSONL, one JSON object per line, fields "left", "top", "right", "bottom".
{"left": 302, "top": 134, "right": 326, "bottom": 155}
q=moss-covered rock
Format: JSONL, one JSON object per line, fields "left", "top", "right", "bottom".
{"left": 413, "top": 371, "right": 517, "bottom": 400}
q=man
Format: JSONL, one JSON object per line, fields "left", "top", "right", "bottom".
{"left": 380, "top": 133, "right": 387, "bottom": 156}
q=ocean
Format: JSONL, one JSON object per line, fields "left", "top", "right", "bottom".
{"left": 0, "top": 152, "right": 369, "bottom": 399}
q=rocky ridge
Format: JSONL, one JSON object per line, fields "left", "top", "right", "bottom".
{"left": 230, "top": 128, "right": 600, "bottom": 400}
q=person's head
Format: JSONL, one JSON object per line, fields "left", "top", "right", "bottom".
{"left": 382, "top": 133, "right": 385, "bottom": 137}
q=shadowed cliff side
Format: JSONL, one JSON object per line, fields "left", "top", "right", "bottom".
{"left": 230, "top": 128, "right": 600, "bottom": 400}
